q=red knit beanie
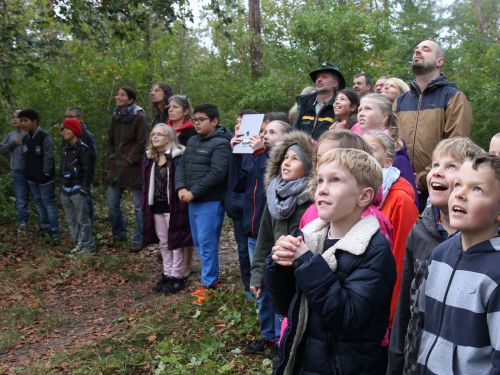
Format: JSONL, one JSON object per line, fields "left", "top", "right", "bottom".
{"left": 62, "top": 118, "right": 83, "bottom": 138}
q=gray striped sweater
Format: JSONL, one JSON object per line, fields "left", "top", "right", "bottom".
{"left": 417, "top": 233, "right": 500, "bottom": 374}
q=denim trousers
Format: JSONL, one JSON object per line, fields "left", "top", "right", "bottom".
{"left": 106, "top": 185, "right": 143, "bottom": 245}
{"left": 154, "top": 213, "right": 183, "bottom": 278}
{"left": 232, "top": 217, "right": 251, "bottom": 291}
{"left": 60, "top": 191, "right": 95, "bottom": 249}
{"left": 28, "top": 180, "right": 59, "bottom": 233}
{"left": 188, "top": 200, "right": 225, "bottom": 287}
{"left": 248, "top": 237, "right": 281, "bottom": 341}
{"left": 12, "top": 169, "right": 29, "bottom": 225}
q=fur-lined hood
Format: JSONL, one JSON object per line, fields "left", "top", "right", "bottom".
{"left": 264, "top": 131, "right": 315, "bottom": 188}
{"left": 145, "top": 144, "right": 185, "bottom": 160}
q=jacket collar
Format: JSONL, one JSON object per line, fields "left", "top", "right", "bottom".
{"left": 302, "top": 215, "right": 380, "bottom": 271}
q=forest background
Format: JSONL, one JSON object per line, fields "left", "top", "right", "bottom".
{"left": 0, "top": 0, "right": 498, "bottom": 188}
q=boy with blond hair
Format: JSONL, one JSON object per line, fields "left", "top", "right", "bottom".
{"left": 265, "top": 148, "right": 396, "bottom": 374}
{"left": 417, "top": 154, "right": 499, "bottom": 374}
{"left": 388, "top": 137, "right": 484, "bottom": 374}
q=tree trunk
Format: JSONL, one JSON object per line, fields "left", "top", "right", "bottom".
{"left": 473, "top": 0, "right": 483, "bottom": 34}
{"left": 248, "top": 0, "right": 262, "bottom": 81}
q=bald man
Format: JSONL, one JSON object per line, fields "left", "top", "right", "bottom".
{"left": 388, "top": 40, "right": 473, "bottom": 375}
{"left": 393, "top": 40, "right": 472, "bottom": 211}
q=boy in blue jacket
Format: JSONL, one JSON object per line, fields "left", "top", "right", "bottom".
{"left": 266, "top": 148, "right": 396, "bottom": 374}
{"left": 175, "top": 104, "right": 232, "bottom": 303}
{"left": 417, "top": 154, "right": 500, "bottom": 374}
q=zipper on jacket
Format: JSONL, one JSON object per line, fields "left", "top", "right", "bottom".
{"left": 251, "top": 179, "right": 259, "bottom": 238}
{"left": 423, "top": 250, "right": 463, "bottom": 372}
{"left": 411, "top": 93, "right": 423, "bottom": 169}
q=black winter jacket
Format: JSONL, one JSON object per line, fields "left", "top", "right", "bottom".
{"left": 175, "top": 125, "right": 232, "bottom": 202}
{"left": 265, "top": 216, "right": 396, "bottom": 375}
{"left": 60, "top": 140, "right": 95, "bottom": 193}
{"left": 293, "top": 93, "right": 336, "bottom": 140}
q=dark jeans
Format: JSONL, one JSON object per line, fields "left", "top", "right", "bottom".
{"left": 12, "top": 169, "right": 29, "bottom": 225}
{"left": 106, "top": 185, "right": 143, "bottom": 245}
{"left": 28, "top": 180, "right": 59, "bottom": 233}
{"left": 232, "top": 217, "right": 251, "bottom": 291}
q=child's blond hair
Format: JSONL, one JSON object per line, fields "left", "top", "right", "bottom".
{"left": 432, "top": 137, "right": 484, "bottom": 163}
{"left": 365, "top": 130, "right": 395, "bottom": 160}
{"left": 312, "top": 148, "right": 382, "bottom": 206}
{"left": 314, "top": 129, "right": 372, "bottom": 167}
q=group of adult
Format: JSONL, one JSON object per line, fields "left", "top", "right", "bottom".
{"left": 293, "top": 39, "right": 472, "bottom": 210}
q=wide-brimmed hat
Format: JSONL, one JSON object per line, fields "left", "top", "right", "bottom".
{"left": 309, "top": 62, "right": 346, "bottom": 89}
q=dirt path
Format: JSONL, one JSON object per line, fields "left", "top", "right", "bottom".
{"left": 0, "top": 221, "right": 240, "bottom": 373}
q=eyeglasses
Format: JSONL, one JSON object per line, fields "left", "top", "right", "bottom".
{"left": 65, "top": 115, "right": 78, "bottom": 118}
{"left": 151, "top": 132, "right": 167, "bottom": 137}
{"left": 192, "top": 117, "right": 209, "bottom": 123}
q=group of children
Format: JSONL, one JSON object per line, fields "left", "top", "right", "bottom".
{"left": 2, "top": 98, "right": 499, "bottom": 374}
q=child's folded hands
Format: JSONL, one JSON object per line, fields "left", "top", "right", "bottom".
{"left": 272, "top": 235, "right": 309, "bottom": 266}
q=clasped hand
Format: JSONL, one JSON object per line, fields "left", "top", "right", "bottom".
{"left": 272, "top": 235, "right": 309, "bottom": 267}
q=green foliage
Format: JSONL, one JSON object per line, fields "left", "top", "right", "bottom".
{"left": 0, "top": 0, "right": 498, "bottom": 168}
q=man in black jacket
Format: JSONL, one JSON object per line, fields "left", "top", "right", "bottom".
{"left": 293, "top": 62, "right": 346, "bottom": 140}
{"left": 60, "top": 118, "right": 96, "bottom": 254}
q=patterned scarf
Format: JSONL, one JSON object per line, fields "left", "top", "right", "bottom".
{"left": 113, "top": 103, "right": 144, "bottom": 123}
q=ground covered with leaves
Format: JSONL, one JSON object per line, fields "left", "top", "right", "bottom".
{"left": 0, "top": 207, "right": 273, "bottom": 374}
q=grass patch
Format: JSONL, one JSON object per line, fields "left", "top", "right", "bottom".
{"left": 22, "top": 283, "right": 272, "bottom": 374}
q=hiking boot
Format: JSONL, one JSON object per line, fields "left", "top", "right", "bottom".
{"left": 152, "top": 275, "right": 171, "bottom": 294}
{"left": 79, "top": 247, "right": 97, "bottom": 256}
{"left": 129, "top": 243, "right": 143, "bottom": 253}
{"left": 244, "top": 339, "right": 277, "bottom": 355}
{"left": 169, "top": 278, "right": 186, "bottom": 294}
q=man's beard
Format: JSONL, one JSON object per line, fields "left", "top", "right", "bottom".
{"left": 315, "top": 86, "right": 333, "bottom": 95}
{"left": 412, "top": 60, "right": 435, "bottom": 75}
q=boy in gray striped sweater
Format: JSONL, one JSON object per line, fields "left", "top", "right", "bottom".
{"left": 417, "top": 154, "right": 500, "bottom": 374}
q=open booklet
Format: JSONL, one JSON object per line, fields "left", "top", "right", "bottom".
{"left": 232, "top": 114, "right": 265, "bottom": 154}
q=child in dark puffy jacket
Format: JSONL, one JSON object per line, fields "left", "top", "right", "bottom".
{"left": 266, "top": 148, "right": 396, "bottom": 374}
{"left": 175, "top": 104, "right": 232, "bottom": 304}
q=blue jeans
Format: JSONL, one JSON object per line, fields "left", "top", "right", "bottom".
{"left": 188, "top": 200, "right": 225, "bottom": 287}
{"left": 249, "top": 237, "right": 281, "bottom": 341}
{"left": 106, "top": 185, "right": 143, "bottom": 245}
{"left": 232, "top": 217, "right": 251, "bottom": 291}
{"left": 12, "top": 169, "right": 29, "bottom": 225}
{"left": 28, "top": 180, "right": 59, "bottom": 233}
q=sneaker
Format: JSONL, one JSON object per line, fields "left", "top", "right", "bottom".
{"left": 17, "top": 224, "right": 27, "bottom": 234}
{"left": 244, "top": 339, "right": 276, "bottom": 355}
{"left": 169, "top": 278, "right": 185, "bottom": 294}
{"left": 129, "top": 243, "right": 143, "bottom": 253}
{"left": 152, "top": 275, "right": 171, "bottom": 294}
{"left": 79, "top": 247, "right": 97, "bottom": 256}
{"left": 69, "top": 244, "right": 83, "bottom": 254}
{"left": 190, "top": 285, "right": 209, "bottom": 297}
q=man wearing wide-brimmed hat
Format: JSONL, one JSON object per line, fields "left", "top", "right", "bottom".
{"left": 293, "top": 62, "right": 346, "bottom": 140}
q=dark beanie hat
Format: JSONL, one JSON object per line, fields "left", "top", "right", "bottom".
{"left": 62, "top": 118, "right": 83, "bottom": 138}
